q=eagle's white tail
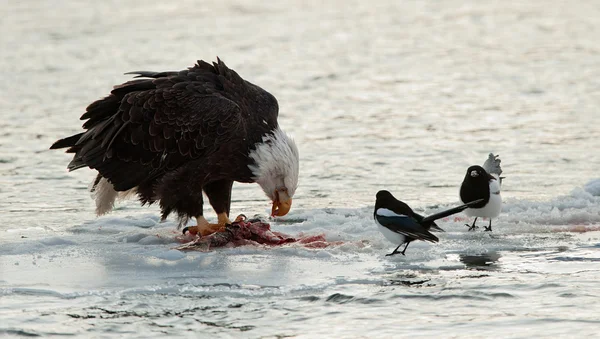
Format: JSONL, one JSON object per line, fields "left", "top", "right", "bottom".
{"left": 91, "top": 177, "right": 118, "bottom": 215}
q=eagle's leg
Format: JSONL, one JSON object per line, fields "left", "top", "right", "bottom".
{"left": 183, "top": 180, "right": 235, "bottom": 237}
{"left": 183, "top": 214, "right": 232, "bottom": 236}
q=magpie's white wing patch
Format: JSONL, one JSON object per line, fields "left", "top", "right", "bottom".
{"left": 375, "top": 208, "right": 407, "bottom": 218}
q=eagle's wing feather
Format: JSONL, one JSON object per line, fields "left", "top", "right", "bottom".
{"left": 55, "top": 60, "right": 247, "bottom": 192}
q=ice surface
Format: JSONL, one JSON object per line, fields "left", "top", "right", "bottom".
{"left": 3, "top": 180, "right": 599, "bottom": 273}
{"left": 4, "top": 179, "right": 600, "bottom": 336}
{"left": 3, "top": 184, "right": 600, "bottom": 338}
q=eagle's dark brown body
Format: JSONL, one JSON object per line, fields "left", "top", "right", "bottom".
{"left": 51, "top": 59, "right": 282, "bottom": 225}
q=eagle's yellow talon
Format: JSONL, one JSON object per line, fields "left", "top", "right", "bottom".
{"left": 182, "top": 225, "right": 200, "bottom": 235}
{"left": 183, "top": 213, "right": 232, "bottom": 237}
{"left": 234, "top": 214, "right": 247, "bottom": 223}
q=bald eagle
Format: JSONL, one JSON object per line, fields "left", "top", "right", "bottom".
{"left": 50, "top": 58, "right": 299, "bottom": 236}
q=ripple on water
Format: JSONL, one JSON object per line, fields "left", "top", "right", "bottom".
{"left": 324, "top": 293, "right": 382, "bottom": 305}
{"left": 390, "top": 293, "right": 491, "bottom": 302}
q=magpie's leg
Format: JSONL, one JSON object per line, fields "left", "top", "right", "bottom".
{"left": 484, "top": 219, "right": 493, "bottom": 232}
{"left": 386, "top": 243, "right": 403, "bottom": 256}
{"left": 465, "top": 217, "right": 479, "bottom": 231}
{"left": 399, "top": 241, "right": 411, "bottom": 255}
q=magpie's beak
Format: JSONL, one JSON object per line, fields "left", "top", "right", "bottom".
{"left": 271, "top": 190, "right": 292, "bottom": 217}
{"left": 488, "top": 173, "right": 496, "bottom": 180}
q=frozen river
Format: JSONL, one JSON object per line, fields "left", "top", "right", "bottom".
{"left": 2, "top": 0, "right": 600, "bottom": 337}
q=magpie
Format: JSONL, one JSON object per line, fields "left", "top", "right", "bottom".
{"left": 374, "top": 190, "right": 484, "bottom": 256}
{"left": 459, "top": 153, "right": 503, "bottom": 232}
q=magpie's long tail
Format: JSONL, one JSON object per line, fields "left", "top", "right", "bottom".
{"left": 429, "top": 222, "right": 445, "bottom": 232}
{"left": 421, "top": 199, "right": 484, "bottom": 224}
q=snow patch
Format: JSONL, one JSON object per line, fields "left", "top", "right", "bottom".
{"left": 38, "top": 237, "right": 76, "bottom": 246}
{"left": 584, "top": 178, "right": 600, "bottom": 196}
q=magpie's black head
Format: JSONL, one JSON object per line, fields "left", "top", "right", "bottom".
{"left": 374, "top": 190, "right": 414, "bottom": 216}
{"left": 464, "top": 165, "right": 496, "bottom": 182}
{"left": 375, "top": 190, "right": 393, "bottom": 201}
{"left": 460, "top": 165, "right": 494, "bottom": 206}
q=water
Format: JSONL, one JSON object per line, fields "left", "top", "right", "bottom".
{"left": 2, "top": 0, "right": 600, "bottom": 337}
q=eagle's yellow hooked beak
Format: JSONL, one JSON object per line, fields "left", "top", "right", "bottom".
{"left": 271, "top": 189, "right": 292, "bottom": 217}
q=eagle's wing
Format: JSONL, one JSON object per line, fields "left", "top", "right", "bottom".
{"left": 52, "top": 60, "right": 248, "bottom": 191}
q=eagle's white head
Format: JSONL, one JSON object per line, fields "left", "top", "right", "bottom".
{"left": 248, "top": 127, "right": 299, "bottom": 217}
